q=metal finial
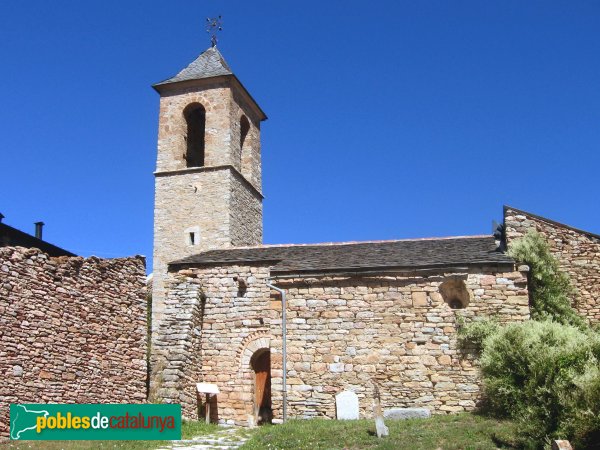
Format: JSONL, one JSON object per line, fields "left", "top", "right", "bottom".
{"left": 206, "top": 16, "right": 223, "bottom": 47}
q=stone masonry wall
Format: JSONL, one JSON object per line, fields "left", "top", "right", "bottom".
{"left": 0, "top": 247, "right": 147, "bottom": 438}
{"left": 505, "top": 207, "right": 600, "bottom": 323}
{"left": 231, "top": 87, "right": 262, "bottom": 189}
{"left": 155, "top": 263, "right": 528, "bottom": 425}
{"left": 152, "top": 80, "right": 263, "bottom": 336}
{"left": 153, "top": 168, "right": 232, "bottom": 331}
{"left": 156, "top": 81, "right": 235, "bottom": 173}
{"left": 155, "top": 80, "right": 262, "bottom": 192}
{"left": 152, "top": 264, "right": 274, "bottom": 426}
{"left": 229, "top": 173, "right": 263, "bottom": 248}
{"left": 152, "top": 168, "right": 263, "bottom": 333}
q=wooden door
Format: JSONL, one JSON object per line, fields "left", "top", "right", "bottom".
{"left": 253, "top": 350, "right": 271, "bottom": 424}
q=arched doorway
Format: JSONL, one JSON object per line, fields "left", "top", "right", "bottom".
{"left": 251, "top": 349, "right": 272, "bottom": 424}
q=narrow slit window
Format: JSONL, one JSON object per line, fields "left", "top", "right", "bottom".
{"left": 185, "top": 227, "right": 200, "bottom": 246}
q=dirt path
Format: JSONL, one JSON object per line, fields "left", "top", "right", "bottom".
{"left": 157, "top": 427, "right": 252, "bottom": 450}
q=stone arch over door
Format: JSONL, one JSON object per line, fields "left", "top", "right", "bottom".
{"left": 238, "top": 332, "right": 271, "bottom": 369}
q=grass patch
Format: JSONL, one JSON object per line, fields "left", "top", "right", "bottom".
{"left": 181, "top": 420, "right": 219, "bottom": 439}
{"left": 1, "top": 441, "right": 166, "bottom": 450}
{"left": 2, "top": 420, "right": 219, "bottom": 450}
{"left": 241, "top": 413, "right": 519, "bottom": 450}
{"left": 2, "top": 415, "right": 518, "bottom": 449}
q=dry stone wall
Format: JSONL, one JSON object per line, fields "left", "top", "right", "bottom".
{"left": 0, "top": 247, "right": 147, "bottom": 438}
{"left": 155, "top": 263, "right": 528, "bottom": 425}
{"left": 505, "top": 207, "right": 600, "bottom": 323}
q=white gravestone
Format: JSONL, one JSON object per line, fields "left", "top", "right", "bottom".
{"left": 336, "top": 390, "right": 359, "bottom": 420}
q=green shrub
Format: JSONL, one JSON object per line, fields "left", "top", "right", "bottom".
{"left": 457, "top": 318, "right": 499, "bottom": 356}
{"left": 508, "top": 231, "right": 586, "bottom": 329}
{"left": 480, "top": 320, "right": 600, "bottom": 448}
{"left": 457, "top": 233, "right": 600, "bottom": 447}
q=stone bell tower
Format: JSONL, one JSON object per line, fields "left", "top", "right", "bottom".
{"left": 151, "top": 46, "right": 266, "bottom": 330}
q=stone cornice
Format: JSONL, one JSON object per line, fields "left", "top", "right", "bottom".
{"left": 153, "top": 75, "right": 267, "bottom": 122}
{"left": 154, "top": 165, "right": 264, "bottom": 200}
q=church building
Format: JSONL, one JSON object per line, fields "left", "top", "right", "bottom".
{"left": 149, "top": 44, "right": 598, "bottom": 426}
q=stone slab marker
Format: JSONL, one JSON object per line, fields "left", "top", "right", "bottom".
{"left": 384, "top": 407, "right": 431, "bottom": 420}
{"left": 372, "top": 384, "right": 389, "bottom": 438}
{"left": 335, "top": 390, "right": 359, "bottom": 420}
{"left": 375, "top": 415, "right": 389, "bottom": 438}
{"left": 551, "top": 440, "right": 573, "bottom": 450}
{"left": 374, "top": 400, "right": 389, "bottom": 438}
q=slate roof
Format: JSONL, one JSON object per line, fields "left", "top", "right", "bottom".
{"left": 153, "top": 46, "right": 267, "bottom": 120}
{"left": 154, "top": 47, "right": 233, "bottom": 86}
{"left": 170, "top": 236, "right": 513, "bottom": 274}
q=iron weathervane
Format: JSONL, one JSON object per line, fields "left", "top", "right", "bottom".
{"left": 206, "top": 16, "right": 223, "bottom": 47}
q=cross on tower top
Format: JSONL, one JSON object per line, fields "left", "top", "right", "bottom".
{"left": 206, "top": 16, "right": 223, "bottom": 47}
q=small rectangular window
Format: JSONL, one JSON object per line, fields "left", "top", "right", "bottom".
{"left": 185, "top": 226, "right": 200, "bottom": 246}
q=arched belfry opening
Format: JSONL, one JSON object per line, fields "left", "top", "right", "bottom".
{"left": 250, "top": 348, "right": 272, "bottom": 425}
{"left": 240, "top": 115, "right": 253, "bottom": 178}
{"left": 183, "top": 103, "right": 206, "bottom": 167}
{"left": 240, "top": 115, "right": 250, "bottom": 151}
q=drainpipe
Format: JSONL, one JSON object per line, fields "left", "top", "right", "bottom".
{"left": 266, "top": 281, "right": 287, "bottom": 423}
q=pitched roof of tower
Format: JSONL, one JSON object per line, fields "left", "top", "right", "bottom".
{"left": 154, "top": 46, "right": 233, "bottom": 86}
{"left": 153, "top": 46, "right": 267, "bottom": 120}
{"left": 170, "top": 235, "right": 514, "bottom": 274}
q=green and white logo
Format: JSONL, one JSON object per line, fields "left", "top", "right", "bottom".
{"left": 10, "top": 404, "right": 181, "bottom": 441}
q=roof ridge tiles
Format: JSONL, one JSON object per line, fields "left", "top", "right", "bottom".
{"left": 209, "top": 234, "right": 494, "bottom": 251}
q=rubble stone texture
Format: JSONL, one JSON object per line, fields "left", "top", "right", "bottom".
{"left": 0, "top": 247, "right": 147, "bottom": 438}
{"left": 153, "top": 264, "right": 529, "bottom": 425}
{"left": 505, "top": 207, "right": 600, "bottom": 323}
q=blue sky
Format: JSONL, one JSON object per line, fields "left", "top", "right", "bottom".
{"left": 1, "top": 1, "right": 598, "bottom": 271}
